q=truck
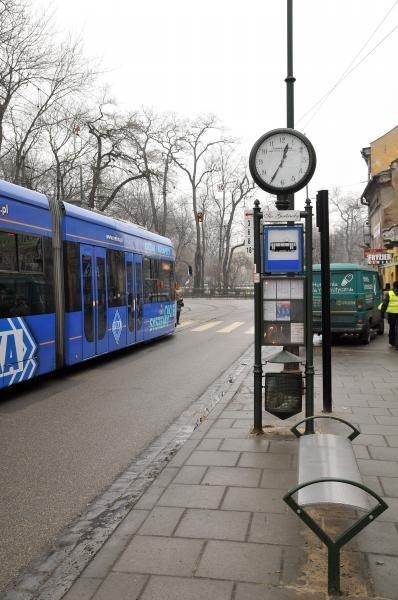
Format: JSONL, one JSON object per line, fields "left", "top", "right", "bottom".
{"left": 312, "top": 263, "right": 384, "bottom": 344}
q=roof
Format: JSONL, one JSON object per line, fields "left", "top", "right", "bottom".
{"left": 63, "top": 202, "right": 173, "bottom": 247}
{"left": 0, "top": 179, "right": 48, "bottom": 208}
{"left": 0, "top": 178, "right": 173, "bottom": 249}
{"left": 371, "top": 124, "right": 398, "bottom": 145}
{"left": 312, "top": 263, "right": 377, "bottom": 272}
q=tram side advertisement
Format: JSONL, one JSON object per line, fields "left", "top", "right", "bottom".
{"left": 0, "top": 192, "right": 55, "bottom": 387}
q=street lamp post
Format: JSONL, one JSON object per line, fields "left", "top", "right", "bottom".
{"left": 284, "top": 0, "right": 296, "bottom": 211}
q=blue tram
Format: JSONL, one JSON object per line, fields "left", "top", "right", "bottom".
{"left": 0, "top": 180, "right": 176, "bottom": 389}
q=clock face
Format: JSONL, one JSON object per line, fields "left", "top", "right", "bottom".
{"left": 249, "top": 128, "right": 316, "bottom": 194}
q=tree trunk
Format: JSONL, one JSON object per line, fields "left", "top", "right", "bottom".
{"left": 88, "top": 135, "right": 102, "bottom": 209}
{"left": 194, "top": 221, "right": 203, "bottom": 289}
{"left": 160, "top": 151, "right": 171, "bottom": 236}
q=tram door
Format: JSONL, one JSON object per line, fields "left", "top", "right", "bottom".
{"left": 134, "top": 254, "right": 144, "bottom": 342}
{"left": 125, "top": 253, "right": 144, "bottom": 344}
{"left": 80, "top": 245, "right": 108, "bottom": 359}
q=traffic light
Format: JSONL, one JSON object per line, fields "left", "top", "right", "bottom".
{"left": 197, "top": 211, "right": 203, "bottom": 222}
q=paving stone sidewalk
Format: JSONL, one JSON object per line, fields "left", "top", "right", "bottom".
{"left": 53, "top": 338, "right": 398, "bottom": 599}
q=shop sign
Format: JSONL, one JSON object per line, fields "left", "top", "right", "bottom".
{"left": 364, "top": 248, "right": 392, "bottom": 265}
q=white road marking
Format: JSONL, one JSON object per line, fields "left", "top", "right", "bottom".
{"left": 178, "top": 320, "right": 196, "bottom": 328}
{"left": 244, "top": 326, "right": 254, "bottom": 334}
{"left": 191, "top": 321, "right": 223, "bottom": 332}
{"left": 216, "top": 321, "right": 245, "bottom": 333}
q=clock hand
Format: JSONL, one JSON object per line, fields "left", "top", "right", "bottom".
{"left": 270, "top": 143, "right": 289, "bottom": 183}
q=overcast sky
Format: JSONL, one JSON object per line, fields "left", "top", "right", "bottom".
{"left": 39, "top": 0, "right": 398, "bottom": 209}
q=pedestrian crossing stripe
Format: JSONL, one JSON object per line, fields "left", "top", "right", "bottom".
{"left": 191, "top": 321, "right": 223, "bottom": 332}
{"left": 177, "top": 320, "right": 196, "bottom": 328}
{"left": 178, "top": 322, "right": 319, "bottom": 339}
{"left": 178, "top": 320, "right": 253, "bottom": 334}
{"left": 216, "top": 321, "right": 245, "bottom": 333}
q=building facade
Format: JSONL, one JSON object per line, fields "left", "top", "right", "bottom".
{"left": 361, "top": 126, "right": 398, "bottom": 287}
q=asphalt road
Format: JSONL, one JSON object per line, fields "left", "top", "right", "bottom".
{"left": 0, "top": 297, "right": 254, "bottom": 592}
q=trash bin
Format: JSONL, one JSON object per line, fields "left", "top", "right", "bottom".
{"left": 264, "top": 371, "right": 303, "bottom": 419}
{"left": 264, "top": 349, "right": 303, "bottom": 420}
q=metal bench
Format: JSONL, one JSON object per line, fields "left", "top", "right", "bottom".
{"left": 284, "top": 416, "right": 388, "bottom": 595}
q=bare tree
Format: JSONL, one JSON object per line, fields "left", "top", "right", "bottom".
{"left": 168, "top": 195, "right": 195, "bottom": 259}
{"left": 210, "top": 148, "right": 255, "bottom": 289}
{"left": 167, "top": 195, "right": 195, "bottom": 285}
{"left": 40, "top": 103, "right": 91, "bottom": 203}
{"left": 153, "top": 112, "right": 184, "bottom": 236}
{"left": 84, "top": 102, "right": 152, "bottom": 211}
{"left": 228, "top": 250, "right": 253, "bottom": 287}
{"left": 0, "top": 0, "right": 52, "bottom": 156}
{"left": 330, "top": 188, "right": 367, "bottom": 262}
{"left": 123, "top": 109, "right": 163, "bottom": 232}
{"left": 8, "top": 39, "right": 93, "bottom": 186}
{"left": 172, "top": 115, "right": 231, "bottom": 289}
{"left": 108, "top": 180, "right": 155, "bottom": 229}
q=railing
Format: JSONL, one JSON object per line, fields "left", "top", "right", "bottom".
{"left": 182, "top": 287, "right": 254, "bottom": 298}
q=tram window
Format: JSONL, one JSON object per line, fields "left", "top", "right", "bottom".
{"left": 42, "top": 237, "right": 54, "bottom": 312}
{"left": 136, "top": 261, "right": 143, "bottom": 329}
{"left": 0, "top": 274, "right": 54, "bottom": 317}
{"left": 96, "top": 256, "right": 107, "bottom": 339}
{"left": 64, "top": 242, "right": 81, "bottom": 312}
{"left": 19, "top": 234, "right": 43, "bottom": 273}
{"left": 170, "top": 263, "right": 175, "bottom": 301}
{"left": 158, "top": 260, "right": 173, "bottom": 301}
{"left": 0, "top": 232, "right": 53, "bottom": 317}
{"left": 144, "top": 256, "right": 152, "bottom": 302}
{"left": 126, "top": 260, "right": 134, "bottom": 333}
{"left": 107, "top": 250, "right": 126, "bottom": 307}
{"left": 0, "top": 231, "right": 18, "bottom": 271}
{"left": 82, "top": 254, "right": 94, "bottom": 342}
{"left": 143, "top": 258, "right": 175, "bottom": 302}
{"left": 144, "top": 256, "right": 158, "bottom": 303}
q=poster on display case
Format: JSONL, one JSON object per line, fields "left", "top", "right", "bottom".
{"left": 263, "top": 277, "right": 305, "bottom": 346}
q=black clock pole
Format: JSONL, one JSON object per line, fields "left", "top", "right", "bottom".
{"left": 283, "top": 0, "right": 296, "bottom": 211}
{"left": 252, "top": 199, "right": 264, "bottom": 434}
{"left": 286, "top": 0, "right": 295, "bottom": 130}
{"left": 280, "top": 0, "right": 297, "bottom": 364}
{"left": 316, "top": 190, "right": 332, "bottom": 413}
{"left": 304, "top": 196, "right": 315, "bottom": 433}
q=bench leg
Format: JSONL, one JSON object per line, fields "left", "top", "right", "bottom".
{"left": 284, "top": 479, "right": 388, "bottom": 596}
{"left": 328, "top": 545, "right": 341, "bottom": 596}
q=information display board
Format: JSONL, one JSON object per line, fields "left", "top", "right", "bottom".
{"left": 263, "top": 225, "right": 303, "bottom": 273}
{"left": 263, "top": 277, "right": 305, "bottom": 346}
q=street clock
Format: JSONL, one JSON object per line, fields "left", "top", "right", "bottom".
{"left": 249, "top": 128, "right": 316, "bottom": 195}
